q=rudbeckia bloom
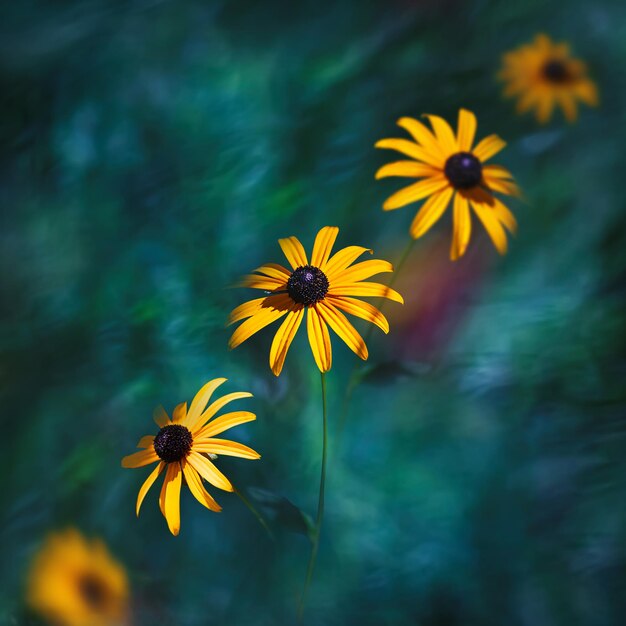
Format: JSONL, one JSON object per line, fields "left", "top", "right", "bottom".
{"left": 26, "top": 528, "right": 129, "bottom": 626}
{"left": 376, "top": 109, "right": 519, "bottom": 260}
{"left": 499, "top": 34, "right": 598, "bottom": 123}
{"left": 121, "top": 379, "right": 260, "bottom": 536}
{"left": 228, "top": 226, "right": 403, "bottom": 376}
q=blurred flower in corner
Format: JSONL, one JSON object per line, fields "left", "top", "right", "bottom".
{"left": 26, "top": 528, "right": 129, "bottom": 626}
{"left": 499, "top": 34, "right": 599, "bottom": 123}
{"left": 376, "top": 109, "right": 519, "bottom": 260}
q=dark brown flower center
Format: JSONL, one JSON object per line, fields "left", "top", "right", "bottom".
{"left": 78, "top": 573, "right": 108, "bottom": 610}
{"left": 542, "top": 59, "right": 571, "bottom": 83}
{"left": 153, "top": 424, "right": 193, "bottom": 463}
{"left": 287, "top": 265, "right": 329, "bottom": 306}
{"left": 444, "top": 152, "right": 483, "bottom": 190}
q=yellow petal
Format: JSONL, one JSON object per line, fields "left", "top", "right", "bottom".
{"left": 185, "top": 378, "right": 228, "bottom": 431}
{"left": 136, "top": 435, "right": 155, "bottom": 449}
{"left": 492, "top": 197, "right": 518, "bottom": 234}
{"left": 557, "top": 91, "right": 578, "bottom": 122}
{"left": 470, "top": 197, "right": 508, "bottom": 255}
{"left": 327, "top": 295, "right": 389, "bottom": 334}
{"left": 136, "top": 462, "right": 164, "bottom": 516}
{"left": 318, "top": 302, "right": 368, "bottom": 360}
{"left": 375, "top": 138, "right": 443, "bottom": 168}
{"left": 307, "top": 306, "right": 332, "bottom": 372}
{"left": 329, "top": 281, "right": 404, "bottom": 304}
{"left": 252, "top": 263, "right": 291, "bottom": 280}
{"left": 450, "top": 192, "right": 472, "bottom": 261}
{"left": 153, "top": 405, "right": 170, "bottom": 428}
{"left": 182, "top": 462, "right": 221, "bottom": 512}
{"left": 187, "top": 452, "right": 233, "bottom": 492}
{"left": 311, "top": 226, "right": 339, "bottom": 268}
{"left": 122, "top": 449, "right": 159, "bottom": 469}
{"left": 424, "top": 114, "right": 458, "bottom": 156}
{"left": 193, "top": 439, "right": 261, "bottom": 460}
{"left": 457, "top": 109, "right": 477, "bottom": 152}
{"left": 228, "top": 303, "right": 290, "bottom": 350}
{"left": 324, "top": 246, "right": 372, "bottom": 277}
{"left": 537, "top": 92, "right": 556, "bottom": 124}
{"left": 228, "top": 294, "right": 291, "bottom": 326}
{"left": 575, "top": 80, "right": 599, "bottom": 106}
{"left": 473, "top": 134, "right": 506, "bottom": 162}
{"left": 237, "top": 274, "right": 286, "bottom": 291}
{"left": 484, "top": 178, "right": 522, "bottom": 198}
{"left": 396, "top": 117, "right": 445, "bottom": 159}
{"left": 409, "top": 187, "right": 454, "bottom": 239}
{"left": 162, "top": 463, "right": 182, "bottom": 536}
{"left": 172, "top": 402, "right": 187, "bottom": 423}
{"left": 375, "top": 161, "right": 439, "bottom": 179}
{"left": 269, "top": 306, "right": 305, "bottom": 376}
{"left": 383, "top": 176, "right": 449, "bottom": 211}
{"left": 278, "top": 236, "right": 308, "bottom": 269}
{"left": 197, "top": 391, "right": 254, "bottom": 430}
{"left": 195, "top": 411, "right": 256, "bottom": 439}
{"left": 332, "top": 259, "right": 393, "bottom": 285}
{"left": 482, "top": 165, "right": 515, "bottom": 180}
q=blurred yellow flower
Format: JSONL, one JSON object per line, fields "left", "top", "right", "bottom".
{"left": 228, "top": 226, "right": 403, "bottom": 375}
{"left": 121, "top": 379, "right": 260, "bottom": 536}
{"left": 26, "top": 528, "right": 129, "bottom": 626}
{"left": 499, "top": 34, "right": 598, "bottom": 123}
{"left": 376, "top": 109, "right": 519, "bottom": 260}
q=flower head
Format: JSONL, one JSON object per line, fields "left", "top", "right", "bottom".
{"left": 26, "top": 528, "right": 129, "bottom": 626}
{"left": 228, "top": 226, "right": 403, "bottom": 376}
{"left": 499, "top": 34, "right": 598, "bottom": 123}
{"left": 376, "top": 109, "right": 519, "bottom": 260}
{"left": 121, "top": 378, "right": 260, "bottom": 536}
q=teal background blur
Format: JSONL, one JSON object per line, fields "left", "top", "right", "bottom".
{"left": 2, "top": 1, "right": 626, "bottom": 624}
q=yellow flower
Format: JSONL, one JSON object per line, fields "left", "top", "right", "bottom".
{"left": 499, "top": 34, "right": 599, "bottom": 123}
{"left": 121, "top": 379, "right": 260, "bottom": 536}
{"left": 228, "top": 226, "right": 403, "bottom": 376}
{"left": 26, "top": 528, "right": 129, "bottom": 626}
{"left": 376, "top": 109, "right": 519, "bottom": 260}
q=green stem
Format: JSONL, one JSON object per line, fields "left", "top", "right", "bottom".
{"left": 234, "top": 485, "right": 275, "bottom": 541}
{"left": 297, "top": 372, "right": 328, "bottom": 622}
{"left": 338, "top": 237, "right": 416, "bottom": 436}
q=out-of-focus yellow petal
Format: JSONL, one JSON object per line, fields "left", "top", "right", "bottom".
{"left": 237, "top": 274, "right": 287, "bottom": 291}
{"left": 424, "top": 114, "right": 458, "bottom": 156}
{"left": 136, "top": 435, "right": 155, "bottom": 449}
{"left": 473, "top": 134, "right": 507, "bottom": 162}
{"left": 153, "top": 405, "right": 170, "bottom": 428}
{"left": 492, "top": 197, "right": 518, "bottom": 234}
{"left": 188, "top": 452, "right": 233, "bottom": 492}
{"left": 278, "top": 236, "right": 308, "bottom": 269}
{"left": 193, "top": 439, "right": 261, "bottom": 460}
{"left": 172, "top": 402, "right": 187, "bottom": 423}
{"left": 136, "top": 462, "right": 164, "bottom": 516}
{"left": 375, "top": 161, "right": 439, "bottom": 179}
{"left": 185, "top": 378, "right": 228, "bottom": 430}
{"left": 182, "top": 462, "right": 221, "bottom": 512}
{"left": 269, "top": 306, "right": 305, "bottom": 376}
{"left": 252, "top": 263, "right": 291, "bottom": 280}
{"left": 375, "top": 138, "right": 443, "bottom": 168}
{"left": 470, "top": 197, "right": 509, "bottom": 255}
{"left": 318, "top": 302, "right": 368, "bottom": 360}
{"left": 327, "top": 296, "right": 389, "bottom": 334}
{"left": 450, "top": 192, "right": 472, "bottom": 261}
{"left": 383, "top": 176, "right": 449, "bottom": 211}
{"left": 162, "top": 463, "right": 182, "bottom": 536}
{"left": 557, "top": 91, "right": 578, "bottom": 122}
{"left": 329, "top": 281, "right": 403, "bottom": 303}
{"left": 195, "top": 411, "right": 256, "bottom": 439}
{"left": 482, "top": 165, "right": 515, "bottom": 180}
{"left": 121, "top": 449, "right": 158, "bottom": 469}
{"left": 457, "top": 109, "right": 477, "bottom": 152}
{"left": 409, "top": 187, "right": 454, "bottom": 239}
{"left": 311, "top": 226, "right": 339, "bottom": 268}
{"left": 306, "top": 306, "right": 332, "bottom": 372}
{"left": 483, "top": 177, "right": 522, "bottom": 197}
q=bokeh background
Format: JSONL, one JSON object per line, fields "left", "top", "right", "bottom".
{"left": 2, "top": 1, "right": 626, "bottom": 624}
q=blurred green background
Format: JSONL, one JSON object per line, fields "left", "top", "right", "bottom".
{"left": 2, "top": 0, "right": 626, "bottom": 624}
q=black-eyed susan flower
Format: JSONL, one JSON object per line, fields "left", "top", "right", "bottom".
{"left": 121, "top": 378, "right": 259, "bottom": 536}
{"left": 26, "top": 528, "right": 129, "bottom": 626}
{"left": 499, "top": 34, "right": 598, "bottom": 123}
{"left": 376, "top": 109, "right": 519, "bottom": 260}
{"left": 228, "top": 226, "right": 403, "bottom": 376}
